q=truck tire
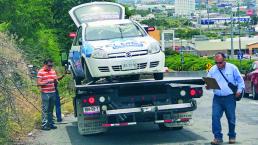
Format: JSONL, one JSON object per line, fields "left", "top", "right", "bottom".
{"left": 154, "top": 73, "right": 163, "bottom": 80}
{"left": 252, "top": 84, "right": 258, "bottom": 100}
{"left": 83, "top": 62, "right": 94, "bottom": 83}
{"left": 158, "top": 124, "right": 183, "bottom": 131}
{"left": 158, "top": 124, "right": 171, "bottom": 130}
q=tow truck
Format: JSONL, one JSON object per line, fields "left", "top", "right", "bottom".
{"left": 63, "top": 2, "right": 205, "bottom": 135}
{"left": 71, "top": 77, "right": 204, "bottom": 135}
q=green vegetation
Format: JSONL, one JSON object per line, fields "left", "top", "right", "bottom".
{"left": 0, "top": 32, "right": 41, "bottom": 144}
{"left": 165, "top": 52, "right": 253, "bottom": 73}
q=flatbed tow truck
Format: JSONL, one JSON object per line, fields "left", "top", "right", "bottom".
{"left": 73, "top": 77, "right": 204, "bottom": 135}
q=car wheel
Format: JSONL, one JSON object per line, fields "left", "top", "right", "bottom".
{"left": 244, "top": 92, "right": 249, "bottom": 98}
{"left": 72, "top": 70, "right": 82, "bottom": 85}
{"left": 154, "top": 73, "right": 163, "bottom": 80}
{"left": 83, "top": 62, "right": 94, "bottom": 83}
{"left": 252, "top": 84, "right": 258, "bottom": 100}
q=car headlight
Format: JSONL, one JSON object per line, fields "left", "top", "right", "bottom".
{"left": 91, "top": 49, "right": 108, "bottom": 59}
{"left": 148, "top": 43, "right": 161, "bottom": 54}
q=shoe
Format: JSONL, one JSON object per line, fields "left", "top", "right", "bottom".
{"left": 50, "top": 125, "right": 57, "bottom": 129}
{"left": 41, "top": 126, "right": 50, "bottom": 131}
{"left": 229, "top": 138, "right": 236, "bottom": 144}
{"left": 210, "top": 139, "right": 223, "bottom": 145}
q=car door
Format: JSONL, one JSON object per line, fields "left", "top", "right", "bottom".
{"left": 245, "top": 62, "right": 257, "bottom": 93}
{"left": 70, "top": 27, "right": 84, "bottom": 78}
{"left": 69, "top": 2, "right": 125, "bottom": 27}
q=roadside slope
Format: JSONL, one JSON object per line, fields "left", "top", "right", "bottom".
{"left": 0, "top": 32, "right": 41, "bottom": 144}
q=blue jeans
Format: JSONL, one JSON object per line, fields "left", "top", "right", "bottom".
{"left": 212, "top": 94, "right": 236, "bottom": 141}
{"left": 55, "top": 88, "right": 62, "bottom": 122}
{"left": 41, "top": 92, "right": 56, "bottom": 128}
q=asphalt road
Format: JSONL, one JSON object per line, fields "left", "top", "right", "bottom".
{"left": 28, "top": 88, "right": 258, "bottom": 145}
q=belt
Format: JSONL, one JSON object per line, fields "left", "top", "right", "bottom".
{"left": 214, "top": 94, "right": 233, "bottom": 97}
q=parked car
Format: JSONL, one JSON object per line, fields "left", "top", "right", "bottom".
{"left": 67, "top": 2, "right": 165, "bottom": 84}
{"left": 243, "top": 61, "right": 258, "bottom": 100}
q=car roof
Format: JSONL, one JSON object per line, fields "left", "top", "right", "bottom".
{"left": 85, "top": 19, "right": 133, "bottom": 27}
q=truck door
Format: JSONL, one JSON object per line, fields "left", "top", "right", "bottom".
{"left": 69, "top": 2, "right": 125, "bottom": 27}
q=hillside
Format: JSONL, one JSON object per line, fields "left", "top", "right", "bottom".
{"left": 0, "top": 32, "right": 41, "bottom": 144}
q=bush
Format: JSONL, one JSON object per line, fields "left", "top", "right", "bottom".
{"left": 165, "top": 52, "right": 253, "bottom": 72}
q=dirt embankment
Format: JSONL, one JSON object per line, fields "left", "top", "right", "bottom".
{"left": 0, "top": 32, "right": 41, "bottom": 144}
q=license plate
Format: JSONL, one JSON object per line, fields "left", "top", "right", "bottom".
{"left": 83, "top": 106, "right": 100, "bottom": 115}
{"left": 122, "top": 62, "right": 137, "bottom": 70}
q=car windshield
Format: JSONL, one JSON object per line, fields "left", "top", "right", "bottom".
{"left": 85, "top": 22, "right": 146, "bottom": 41}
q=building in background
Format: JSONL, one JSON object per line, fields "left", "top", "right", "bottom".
{"left": 175, "top": 0, "right": 195, "bottom": 16}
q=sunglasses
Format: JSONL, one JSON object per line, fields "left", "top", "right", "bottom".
{"left": 47, "top": 65, "right": 53, "bottom": 67}
{"left": 215, "top": 61, "right": 224, "bottom": 64}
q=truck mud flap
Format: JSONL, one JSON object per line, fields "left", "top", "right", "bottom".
{"left": 76, "top": 98, "right": 107, "bottom": 135}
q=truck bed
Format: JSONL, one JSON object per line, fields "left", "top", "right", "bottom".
{"left": 75, "top": 77, "right": 205, "bottom": 91}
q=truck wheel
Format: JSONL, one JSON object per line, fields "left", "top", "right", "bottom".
{"left": 158, "top": 124, "right": 171, "bottom": 131}
{"left": 83, "top": 62, "right": 94, "bottom": 83}
{"left": 252, "top": 84, "right": 258, "bottom": 100}
{"left": 154, "top": 73, "right": 163, "bottom": 80}
{"left": 158, "top": 124, "right": 183, "bottom": 130}
{"left": 171, "top": 126, "right": 183, "bottom": 130}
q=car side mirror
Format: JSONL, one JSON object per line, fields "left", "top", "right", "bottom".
{"left": 78, "top": 38, "right": 82, "bottom": 45}
{"left": 69, "top": 32, "right": 76, "bottom": 39}
{"left": 61, "top": 52, "right": 68, "bottom": 67}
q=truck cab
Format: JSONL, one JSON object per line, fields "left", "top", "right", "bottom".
{"left": 68, "top": 2, "right": 165, "bottom": 84}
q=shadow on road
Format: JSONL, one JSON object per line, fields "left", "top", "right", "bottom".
{"left": 66, "top": 121, "right": 207, "bottom": 145}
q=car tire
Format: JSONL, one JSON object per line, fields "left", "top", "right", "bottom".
{"left": 252, "top": 84, "right": 258, "bottom": 100}
{"left": 83, "top": 62, "right": 94, "bottom": 83}
{"left": 72, "top": 70, "right": 82, "bottom": 85}
{"left": 244, "top": 92, "right": 249, "bottom": 98}
{"left": 154, "top": 73, "right": 163, "bottom": 80}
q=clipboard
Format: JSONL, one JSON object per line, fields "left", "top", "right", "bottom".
{"left": 202, "top": 77, "right": 221, "bottom": 90}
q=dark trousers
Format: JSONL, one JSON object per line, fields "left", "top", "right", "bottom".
{"left": 41, "top": 92, "right": 56, "bottom": 128}
{"left": 55, "top": 88, "right": 62, "bottom": 122}
{"left": 212, "top": 94, "right": 236, "bottom": 141}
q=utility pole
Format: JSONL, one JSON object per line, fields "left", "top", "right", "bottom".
{"left": 230, "top": 7, "right": 234, "bottom": 58}
{"left": 237, "top": 1, "right": 242, "bottom": 71}
{"left": 206, "top": 0, "right": 210, "bottom": 30}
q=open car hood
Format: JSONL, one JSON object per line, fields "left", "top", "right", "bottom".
{"left": 69, "top": 2, "right": 125, "bottom": 27}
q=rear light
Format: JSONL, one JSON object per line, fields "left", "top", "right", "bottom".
{"left": 88, "top": 96, "right": 95, "bottom": 104}
{"left": 180, "top": 90, "right": 186, "bottom": 96}
{"left": 83, "top": 99, "right": 87, "bottom": 103}
{"left": 190, "top": 89, "right": 196, "bottom": 96}
{"left": 198, "top": 90, "right": 203, "bottom": 95}
{"left": 99, "top": 96, "right": 105, "bottom": 103}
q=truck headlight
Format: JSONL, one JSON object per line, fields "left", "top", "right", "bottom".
{"left": 148, "top": 43, "right": 160, "bottom": 54}
{"left": 91, "top": 49, "right": 108, "bottom": 59}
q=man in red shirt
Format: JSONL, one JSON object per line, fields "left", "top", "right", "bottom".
{"left": 37, "top": 59, "right": 58, "bottom": 130}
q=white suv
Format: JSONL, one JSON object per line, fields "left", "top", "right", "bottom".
{"left": 68, "top": 2, "right": 165, "bottom": 84}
